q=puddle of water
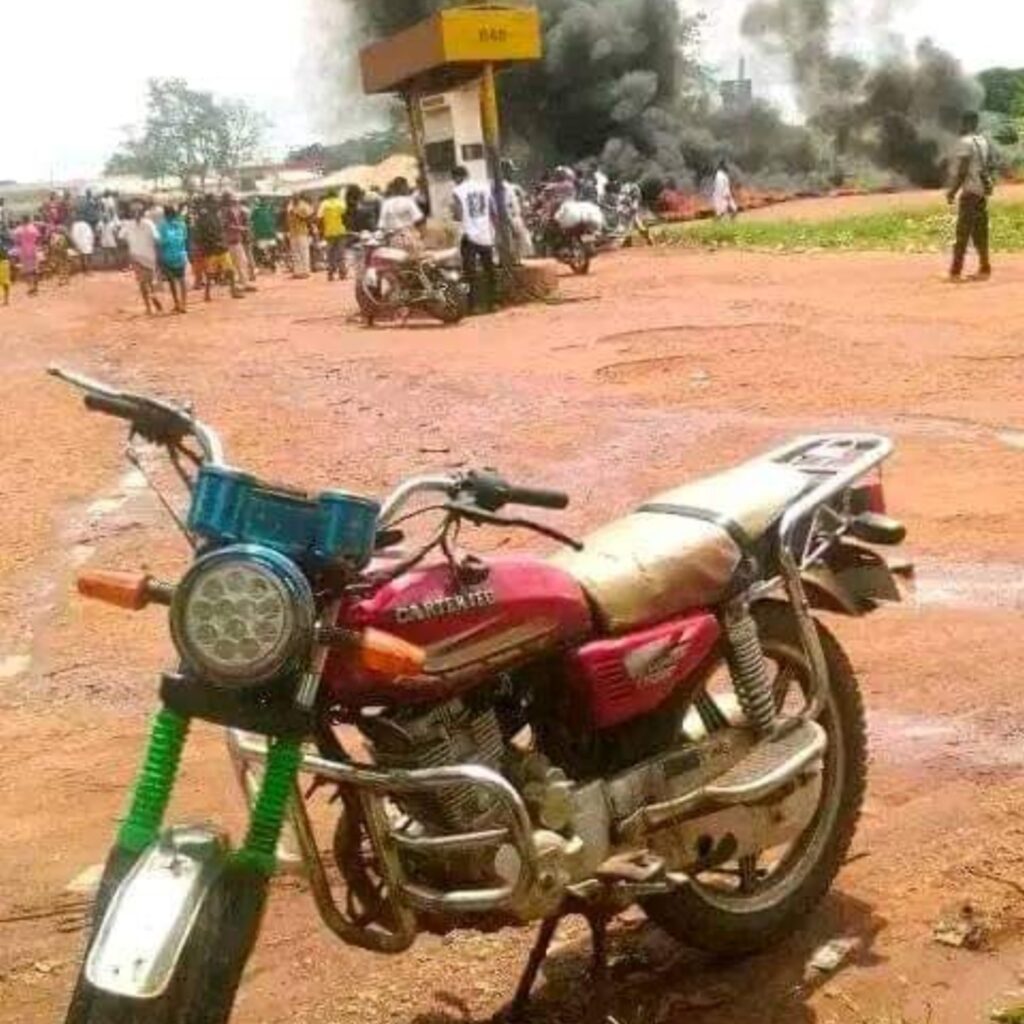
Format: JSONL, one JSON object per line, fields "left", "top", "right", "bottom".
{"left": 912, "top": 560, "right": 1024, "bottom": 611}
{"left": 0, "top": 654, "right": 33, "bottom": 680}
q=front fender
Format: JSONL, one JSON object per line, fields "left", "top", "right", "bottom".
{"left": 802, "top": 539, "right": 909, "bottom": 618}
{"left": 86, "top": 826, "right": 229, "bottom": 999}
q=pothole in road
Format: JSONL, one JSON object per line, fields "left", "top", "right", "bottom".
{"left": 595, "top": 323, "right": 809, "bottom": 385}
{"left": 596, "top": 322, "right": 801, "bottom": 348}
{"left": 597, "top": 355, "right": 709, "bottom": 385}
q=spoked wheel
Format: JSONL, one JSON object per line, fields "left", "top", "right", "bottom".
{"left": 355, "top": 269, "right": 400, "bottom": 327}
{"left": 427, "top": 281, "right": 468, "bottom": 324}
{"left": 566, "top": 241, "right": 591, "bottom": 276}
{"left": 641, "top": 602, "right": 867, "bottom": 956}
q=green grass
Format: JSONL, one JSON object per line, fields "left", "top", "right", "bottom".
{"left": 655, "top": 202, "right": 1024, "bottom": 253}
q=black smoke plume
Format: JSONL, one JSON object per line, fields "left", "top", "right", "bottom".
{"left": 742, "top": 0, "right": 983, "bottom": 186}
{"left": 339, "top": 0, "right": 707, "bottom": 183}
{"left": 325, "top": 0, "right": 983, "bottom": 191}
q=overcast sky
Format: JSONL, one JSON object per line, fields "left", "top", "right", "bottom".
{"left": 3, "top": 0, "right": 1023, "bottom": 184}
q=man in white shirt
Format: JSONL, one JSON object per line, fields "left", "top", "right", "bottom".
{"left": 98, "top": 215, "right": 120, "bottom": 269}
{"left": 948, "top": 111, "right": 993, "bottom": 281}
{"left": 451, "top": 165, "right": 497, "bottom": 314}
{"left": 712, "top": 160, "right": 738, "bottom": 220}
{"left": 121, "top": 202, "right": 163, "bottom": 315}
{"left": 378, "top": 177, "right": 425, "bottom": 253}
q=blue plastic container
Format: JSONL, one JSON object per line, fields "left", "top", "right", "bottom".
{"left": 188, "top": 465, "right": 380, "bottom": 568}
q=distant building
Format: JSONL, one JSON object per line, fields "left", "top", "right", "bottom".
{"left": 721, "top": 57, "right": 754, "bottom": 114}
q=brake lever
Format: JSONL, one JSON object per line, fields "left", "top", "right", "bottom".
{"left": 443, "top": 502, "right": 584, "bottom": 551}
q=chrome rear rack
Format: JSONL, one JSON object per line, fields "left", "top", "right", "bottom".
{"left": 763, "top": 433, "right": 894, "bottom": 568}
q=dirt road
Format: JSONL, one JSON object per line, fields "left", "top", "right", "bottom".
{"left": 3, "top": 247, "right": 1024, "bottom": 1024}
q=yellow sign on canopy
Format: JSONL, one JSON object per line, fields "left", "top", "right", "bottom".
{"left": 360, "top": 5, "right": 542, "bottom": 95}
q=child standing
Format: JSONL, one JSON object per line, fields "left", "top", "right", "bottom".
{"left": 0, "top": 231, "right": 11, "bottom": 305}
{"left": 13, "top": 216, "right": 41, "bottom": 296}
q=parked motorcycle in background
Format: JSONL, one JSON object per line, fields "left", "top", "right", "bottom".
{"left": 252, "top": 236, "right": 287, "bottom": 274}
{"left": 530, "top": 199, "right": 604, "bottom": 275}
{"left": 353, "top": 231, "right": 468, "bottom": 326}
{"left": 51, "top": 365, "right": 911, "bottom": 1024}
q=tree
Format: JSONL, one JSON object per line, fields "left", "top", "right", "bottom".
{"left": 287, "top": 110, "right": 412, "bottom": 173}
{"left": 979, "top": 67, "right": 1024, "bottom": 115}
{"left": 105, "top": 79, "right": 268, "bottom": 188}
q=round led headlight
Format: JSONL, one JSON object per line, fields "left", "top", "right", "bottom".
{"left": 170, "top": 546, "right": 315, "bottom": 686}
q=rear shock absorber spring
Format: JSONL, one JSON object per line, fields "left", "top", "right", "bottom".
{"left": 723, "top": 603, "right": 777, "bottom": 736}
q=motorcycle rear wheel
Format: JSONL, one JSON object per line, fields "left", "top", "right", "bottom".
{"left": 567, "top": 241, "right": 591, "bottom": 276}
{"left": 641, "top": 602, "right": 867, "bottom": 956}
{"left": 65, "top": 853, "right": 267, "bottom": 1024}
{"left": 428, "top": 281, "right": 468, "bottom": 324}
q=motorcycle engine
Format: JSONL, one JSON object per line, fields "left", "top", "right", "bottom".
{"left": 365, "top": 697, "right": 507, "bottom": 833}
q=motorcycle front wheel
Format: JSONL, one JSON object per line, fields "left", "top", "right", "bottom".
{"left": 66, "top": 855, "right": 268, "bottom": 1024}
{"left": 356, "top": 269, "right": 400, "bottom": 326}
{"left": 641, "top": 602, "right": 867, "bottom": 956}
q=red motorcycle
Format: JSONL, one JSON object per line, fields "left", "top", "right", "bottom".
{"left": 52, "top": 366, "right": 909, "bottom": 1024}
{"left": 354, "top": 231, "right": 468, "bottom": 326}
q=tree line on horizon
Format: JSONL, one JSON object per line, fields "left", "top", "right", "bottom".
{"left": 100, "top": 67, "right": 1024, "bottom": 192}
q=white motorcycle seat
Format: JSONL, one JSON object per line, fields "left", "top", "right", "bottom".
{"left": 374, "top": 247, "right": 411, "bottom": 264}
{"left": 553, "top": 461, "right": 809, "bottom": 634}
{"left": 425, "top": 247, "right": 461, "bottom": 264}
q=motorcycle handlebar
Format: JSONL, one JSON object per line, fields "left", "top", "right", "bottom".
{"left": 83, "top": 392, "right": 142, "bottom": 423}
{"left": 464, "top": 470, "right": 570, "bottom": 513}
{"left": 49, "top": 365, "right": 225, "bottom": 465}
{"left": 378, "top": 470, "right": 570, "bottom": 526}
{"left": 53, "top": 368, "right": 568, "bottom": 527}
{"left": 504, "top": 483, "right": 571, "bottom": 511}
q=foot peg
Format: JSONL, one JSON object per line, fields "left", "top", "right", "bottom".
{"left": 597, "top": 851, "right": 666, "bottom": 885}
{"left": 704, "top": 719, "right": 826, "bottom": 804}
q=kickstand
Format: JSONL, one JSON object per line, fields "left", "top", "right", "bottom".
{"left": 502, "top": 905, "right": 612, "bottom": 1022}
{"left": 584, "top": 908, "right": 612, "bottom": 1024}
{"left": 505, "top": 915, "right": 560, "bottom": 1021}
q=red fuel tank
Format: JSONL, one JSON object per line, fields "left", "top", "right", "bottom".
{"left": 323, "top": 556, "right": 593, "bottom": 705}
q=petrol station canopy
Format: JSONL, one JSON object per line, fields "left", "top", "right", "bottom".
{"left": 360, "top": 4, "right": 542, "bottom": 96}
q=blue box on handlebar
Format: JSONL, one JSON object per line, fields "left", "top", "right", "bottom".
{"left": 188, "top": 465, "right": 380, "bottom": 568}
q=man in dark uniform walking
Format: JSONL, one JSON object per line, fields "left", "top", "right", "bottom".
{"left": 948, "top": 111, "right": 994, "bottom": 282}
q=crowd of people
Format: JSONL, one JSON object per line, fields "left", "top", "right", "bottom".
{"left": 0, "top": 162, "right": 655, "bottom": 315}
{"left": 0, "top": 183, "right": 396, "bottom": 312}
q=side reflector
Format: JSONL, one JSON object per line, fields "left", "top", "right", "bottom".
{"left": 355, "top": 629, "right": 427, "bottom": 678}
{"left": 77, "top": 570, "right": 153, "bottom": 611}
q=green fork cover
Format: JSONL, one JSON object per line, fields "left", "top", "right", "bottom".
{"left": 116, "top": 708, "right": 191, "bottom": 854}
{"left": 232, "top": 738, "right": 302, "bottom": 877}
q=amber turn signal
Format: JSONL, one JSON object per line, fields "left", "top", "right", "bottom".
{"left": 354, "top": 628, "right": 427, "bottom": 678}
{"left": 77, "top": 570, "right": 154, "bottom": 611}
